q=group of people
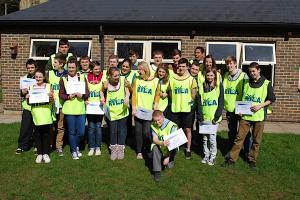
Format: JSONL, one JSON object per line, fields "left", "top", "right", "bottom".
{"left": 16, "top": 39, "right": 276, "bottom": 182}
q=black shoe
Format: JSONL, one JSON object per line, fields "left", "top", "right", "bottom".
{"left": 221, "top": 159, "right": 235, "bottom": 167}
{"left": 15, "top": 148, "right": 24, "bottom": 155}
{"left": 249, "top": 161, "right": 256, "bottom": 170}
{"left": 185, "top": 150, "right": 191, "bottom": 160}
{"left": 153, "top": 172, "right": 161, "bottom": 182}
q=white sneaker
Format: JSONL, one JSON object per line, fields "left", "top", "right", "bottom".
{"left": 95, "top": 148, "right": 101, "bottom": 156}
{"left": 208, "top": 158, "right": 215, "bottom": 166}
{"left": 72, "top": 152, "right": 79, "bottom": 160}
{"left": 88, "top": 148, "right": 95, "bottom": 156}
{"left": 136, "top": 153, "right": 143, "bottom": 160}
{"left": 35, "top": 154, "right": 43, "bottom": 164}
{"left": 76, "top": 147, "right": 82, "bottom": 157}
{"left": 201, "top": 157, "right": 209, "bottom": 164}
{"left": 43, "top": 154, "right": 51, "bottom": 163}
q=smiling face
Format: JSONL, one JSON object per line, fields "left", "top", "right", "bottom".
{"left": 153, "top": 114, "right": 164, "bottom": 128}
{"left": 93, "top": 65, "right": 101, "bottom": 76}
{"left": 226, "top": 60, "right": 237, "bottom": 74}
{"left": 35, "top": 71, "right": 44, "bottom": 85}
{"left": 137, "top": 65, "right": 146, "bottom": 77}
{"left": 172, "top": 54, "right": 181, "bottom": 64}
{"left": 68, "top": 63, "right": 77, "bottom": 76}
{"left": 157, "top": 68, "right": 166, "bottom": 79}
{"left": 80, "top": 59, "right": 90, "bottom": 72}
{"left": 129, "top": 54, "right": 137, "bottom": 64}
{"left": 190, "top": 64, "right": 200, "bottom": 77}
{"left": 154, "top": 54, "right": 163, "bottom": 66}
{"left": 121, "top": 61, "right": 130, "bottom": 75}
{"left": 26, "top": 64, "right": 36, "bottom": 76}
{"left": 109, "top": 58, "right": 118, "bottom": 68}
{"left": 205, "top": 57, "right": 213, "bottom": 69}
{"left": 206, "top": 71, "right": 215, "bottom": 83}
{"left": 110, "top": 70, "right": 120, "bottom": 84}
{"left": 194, "top": 49, "right": 205, "bottom": 60}
{"left": 249, "top": 67, "right": 261, "bottom": 81}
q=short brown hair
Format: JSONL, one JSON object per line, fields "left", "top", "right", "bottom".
{"left": 152, "top": 110, "right": 164, "bottom": 118}
{"left": 225, "top": 56, "right": 237, "bottom": 65}
{"left": 108, "top": 54, "right": 119, "bottom": 62}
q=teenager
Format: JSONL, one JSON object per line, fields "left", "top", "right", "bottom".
{"left": 155, "top": 63, "right": 170, "bottom": 115}
{"left": 169, "top": 49, "right": 181, "bottom": 76}
{"left": 222, "top": 62, "right": 276, "bottom": 169}
{"left": 150, "top": 50, "right": 164, "bottom": 78}
{"left": 190, "top": 46, "right": 205, "bottom": 72}
{"left": 59, "top": 57, "right": 89, "bottom": 160}
{"left": 16, "top": 59, "right": 37, "bottom": 154}
{"left": 120, "top": 58, "right": 137, "bottom": 92}
{"left": 101, "top": 67, "right": 130, "bottom": 160}
{"left": 132, "top": 61, "right": 160, "bottom": 159}
{"left": 169, "top": 58, "right": 197, "bottom": 159}
{"left": 79, "top": 56, "right": 92, "bottom": 77}
{"left": 102, "top": 54, "right": 119, "bottom": 82}
{"left": 197, "top": 68, "right": 224, "bottom": 165}
{"left": 128, "top": 50, "right": 139, "bottom": 70}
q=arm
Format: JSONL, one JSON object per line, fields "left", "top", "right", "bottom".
{"left": 124, "top": 84, "right": 130, "bottom": 106}
{"left": 59, "top": 78, "right": 69, "bottom": 101}
{"left": 131, "top": 79, "right": 137, "bottom": 115}
{"left": 251, "top": 82, "right": 275, "bottom": 112}
{"left": 191, "top": 78, "right": 197, "bottom": 100}
{"left": 196, "top": 92, "right": 204, "bottom": 122}
{"left": 213, "top": 83, "right": 224, "bottom": 123}
{"left": 100, "top": 84, "right": 106, "bottom": 105}
{"left": 152, "top": 134, "right": 169, "bottom": 147}
{"left": 153, "top": 84, "right": 160, "bottom": 110}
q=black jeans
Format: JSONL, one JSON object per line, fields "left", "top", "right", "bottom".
{"left": 35, "top": 125, "right": 51, "bottom": 155}
{"left": 18, "top": 110, "right": 34, "bottom": 151}
{"left": 134, "top": 117, "right": 152, "bottom": 154}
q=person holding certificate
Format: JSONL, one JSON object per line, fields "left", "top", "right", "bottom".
{"left": 151, "top": 110, "right": 178, "bottom": 182}
{"left": 47, "top": 54, "right": 68, "bottom": 156}
{"left": 101, "top": 67, "right": 130, "bottom": 160}
{"left": 132, "top": 61, "right": 160, "bottom": 159}
{"left": 16, "top": 59, "right": 37, "bottom": 154}
{"left": 29, "top": 69, "right": 54, "bottom": 163}
{"left": 223, "top": 56, "right": 251, "bottom": 154}
{"left": 222, "top": 62, "right": 276, "bottom": 169}
{"left": 85, "top": 61, "right": 104, "bottom": 156}
{"left": 59, "top": 57, "right": 89, "bottom": 160}
{"left": 197, "top": 67, "right": 224, "bottom": 166}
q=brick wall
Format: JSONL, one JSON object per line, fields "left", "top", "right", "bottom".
{"left": 1, "top": 33, "right": 299, "bottom": 122}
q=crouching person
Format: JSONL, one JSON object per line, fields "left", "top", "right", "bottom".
{"left": 151, "top": 110, "right": 178, "bottom": 182}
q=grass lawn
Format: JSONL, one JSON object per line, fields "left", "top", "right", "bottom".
{"left": 0, "top": 123, "right": 299, "bottom": 200}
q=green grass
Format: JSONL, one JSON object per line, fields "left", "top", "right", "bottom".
{"left": 0, "top": 123, "right": 299, "bottom": 200}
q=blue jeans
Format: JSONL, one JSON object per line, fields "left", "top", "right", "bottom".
{"left": 65, "top": 114, "right": 86, "bottom": 153}
{"left": 109, "top": 117, "right": 128, "bottom": 145}
{"left": 87, "top": 115, "right": 103, "bottom": 148}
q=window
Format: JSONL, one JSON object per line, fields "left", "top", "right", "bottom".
{"left": 115, "top": 40, "right": 181, "bottom": 63}
{"left": 242, "top": 43, "right": 276, "bottom": 85}
{"left": 30, "top": 39, "right": 92, "bottom": 61}
{"left": 206, "top": 42, "right": 241, "bottom": 65}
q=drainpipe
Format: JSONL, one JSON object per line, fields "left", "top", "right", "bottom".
{"left": 99, "top": 25, "right": 104, "bottom": 71}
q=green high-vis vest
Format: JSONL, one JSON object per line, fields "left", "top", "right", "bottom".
{"left": 135, "top": 77, "right": 159, "bottom": 110}
{"left": 48, "top": 70, "right": 63, "bottom": 108}
{"left": 158, "top": 80, "right": 169, "bottom": 112}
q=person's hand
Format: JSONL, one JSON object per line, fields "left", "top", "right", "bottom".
{"left": 69, "top": 94, "right": 75, "bottom": 99}
{"left": 100, "top": 97, "right": 106, "bottom": 105}
{"left": 212, "top": 119, "right": 217, "bottom": 125}
{"left": 163, "top": 157, "right": 170, "bottom": 166}
{"left": 163, "top": 140, "right": 170, "bottom": 147}
{"left": 132, "top": 107, "right": 137, "bottom": 116}
{"left": 76, "top": 93, "right": 83, "bottom": 98}
{"left": 25, "top": 94, "right": 30, "bottom": 99}
{"left": 21, "top": 88, "right": 28, "bottom": 95}
{"left": 124, "top": 97, "right": 129, "bottom": 107}
{"left": 250, "top": 105, "right": 261, "bottom": 113}
{"left": 85, "top": 101, "right": 89, "bottom": 105}
{"left": 103, "top": 81, "right": 108, "bottom": 90}
{"left": 160, "top": 92, "right": 167, "bottom": 99}
{"left": 125, "top": 79, "right": 131, "bottom": 88}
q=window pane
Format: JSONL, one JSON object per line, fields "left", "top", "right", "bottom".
{"left": 36, "top": 60, "right": 48, "bottom": 71}
{"left": 242, "top": 64, "right": 273, "bottom": 82}
{"left": 116, "top": 43, "right": 144, "bottom": 59}
{"left": 69, "top": 42, "right": 90, "bottom": 58}
{"left": 151, "top": 42, "right": 179, "bottom": 59}
{"left": 31, "top": 41, "right": 57, "bottom": 57}
{"left": 208, "top": 44, "right": 236, "bottom": 61}
{"left": 245, "top": 45, "right": 274, "bottom": 62}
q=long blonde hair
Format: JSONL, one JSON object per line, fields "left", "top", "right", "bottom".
{"left": 138, "top": 61, "right": 150, "bottom": 80}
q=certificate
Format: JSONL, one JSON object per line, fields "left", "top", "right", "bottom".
{"left": 20, "top": 77, "right": 36, "bottom": 89}
{"left": 163, "top": 128, "right": 188, "bottom": 151}
{"left": 54, "top": 99, "right": 60, "bottom": 114}
{"left": 235, "top": 101, "right": 253, "bottom": 115}
{"left": 86, "top": 102, "right": 104, "bottom": 115}
{"left": 66, "top": 81, "right": 86, "bottom": 95}
{"left": 136, "top": 107, "right": 153, "bottom": 121}
{"left": 29, "top": 88, "right": 49, "bottom": 104}
{"left": 199, "top": 122, "right": 218, "bottom": 134}
{"left": 103, "top": 105, "right": 111, "bottom": 120}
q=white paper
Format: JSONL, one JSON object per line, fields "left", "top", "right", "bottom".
{"left": 136, "top": 107, "right": 153, "bottom": 121}
{"left": 29, "top": 88, "right": 49, "bottom": 104}
{"left": 66, "top": 81, "right": 86, "bottom": 95}
{"left": 20, "top": 77, "right": 36, "bottom": 89}
{"left": 103, "top": 105, "right": 111, "bottom": 120}
{"left": 54, "top": 99, "right": 60, "bottom": 114}
{"left": 235, "top": 101, "right": 253, "bottom": 115}
{"left": 86, "top": 102, "right": 104, "bottom": 115}
{"left": 163, "top": 128, "right": 188, "bottom": 151}
{"left": 199, "top": 122, "right": 218, "bottom": 134}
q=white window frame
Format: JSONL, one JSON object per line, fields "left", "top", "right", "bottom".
{"left": 206, "top": 42, "right": 241, "bottom": 66}
{"left": 29, "top": 39, "right": 92, "bottom": 60}
{"left": 114, "top": 40, "right": 181, "bottom": 64}
{"left": 148, "top": 40, "right": 181, "bottom": 63}
{"left": 114, "top": 40, "right": 147, "bottom": 62}
{"left": 29, "top": 39, "right": 59, "bottom": 60}
{"left": 242, "top": 43, "right": 276, "bottom": 65}
{"left": 242, "top": 43, "right": 276, "bottom": 85}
